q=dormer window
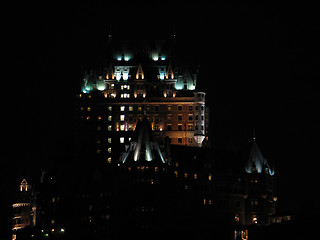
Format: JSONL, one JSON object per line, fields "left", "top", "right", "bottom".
{"left": 20, "top": 179, "right": 29, "bottom": 192}
{"left": 136, "top": 64, "right": 144, "bottom": 80}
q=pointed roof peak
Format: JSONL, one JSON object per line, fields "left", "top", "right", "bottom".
{"left": 245, "top": 131, "right": 275, "bottom": 176}
{"left": 121, "top": 117, "right": 167, "bottom": 165}
{"left": 136, "top": 63, "right": 144, "bottom": 80}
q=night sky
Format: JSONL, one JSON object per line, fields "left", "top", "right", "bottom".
{"left": 2, "top": 1, "right": 319, "bottom": 234}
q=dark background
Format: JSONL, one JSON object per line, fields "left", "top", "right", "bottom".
{"left": 2, "top": 1, "right": 318, "bottom": 237}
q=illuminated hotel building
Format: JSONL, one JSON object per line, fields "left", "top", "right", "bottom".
{"left": 76, "top": 38, "right": 206, "bottom": 165}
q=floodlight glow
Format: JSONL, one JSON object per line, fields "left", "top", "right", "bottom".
{"left": 188, "top": 85, "right": 196, "bottom": 90}
{"left": 175, "top": 82, "right": 184, "bottom": 90}
{"left": 123, "top": 73, "right": 128, "bottom": 80}
{"left": 146, "top": 149, "right": 152, "bottom": 161}
{"left": 116, "top": 73, "right": 121, "bottom": 80}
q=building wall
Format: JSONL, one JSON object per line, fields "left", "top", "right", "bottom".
{"left": 76, "top": 91, "right": 205, "bottom": 165}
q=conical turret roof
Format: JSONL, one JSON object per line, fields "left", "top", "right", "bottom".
{"left": 245, "top": 136, "right": 274, "bottom": 176}
{"left": 121, "top": 117, "right": 167, "bottom": 165}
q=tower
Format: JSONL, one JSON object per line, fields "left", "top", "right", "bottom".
{"left": 117, "top": 117, "right": 174, "bottom": 238}
{"left": 244, "top": 133, "right": 277, "bottom": 225}
{"left": 12, "top": 179, "right": 37, "bottom": 239}
{"left": 76, "top": 38, "right": 206, "bottom": 167}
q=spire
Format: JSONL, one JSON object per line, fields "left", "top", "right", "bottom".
{"left": 166, "top": 63, "right": 174, "bottom": 79}
{"left": 121, "top": 117, "right": 167, "bottom": 165}
{"left": 136, "top": 63, "right": 144, "bottom": 80}
{"left": 245, "top": 132, "right": 275, "bottom": 175}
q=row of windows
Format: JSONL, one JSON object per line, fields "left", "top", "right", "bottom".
{"left": 94, "top": 123, "right": 203, "bottom": 132}
{"left": 97, "top": 137, "right": 131, "bottom": 145}
{"left": 82, "top": 105, "right": 204, "bottom": 112}
{"left": 127, "top": 166, "right": 167, "bottom": 173}
{"left": 173, "top": 171, "right": 213, "bottom": 181}
{"left": 85, "top": 114, "right": 204, "bottom": 123}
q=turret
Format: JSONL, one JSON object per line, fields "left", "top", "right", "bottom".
{"left": 245, "top": 133, "right": 274, "bottom": 176}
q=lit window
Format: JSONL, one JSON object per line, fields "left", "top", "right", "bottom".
{"left": 120, "top": 115, "right": 125, "bottom": 121}
{"left": 194, "top": 173, "right": 198, "bottom": 179}
{"left": 208, "top": 174, "right": 212, "bottom": 181}
{"left": 253, "top": 216, "right": 258, "bottom": 224}
{"left": 97, "top": 116, "right": 101, "bottom": 120}
{"left": 87, "top": 107, "right": 91, "bottom": 111}
{"left": 108, "top": 115, "right": 112, "bottom": 121}
{"left": 108, "top": 148, "right": 112, "bottom": 153}
{"left": 168, "top": 105, "right": 172, "bottom": 111}
{"left": 174, "top": 171, "right": 178, "bottom": 177}
{"left": 120, "top": 106, "right": 125, "bottom": 111}
{"left": 203, "top": 199, "right": 207, "bottom": 205}
{"left": 107, "top": 157, "right": 111, "bottom": 163}
{"left": 128, "top": 124, "right": 133, "bottom": 131}
{"left": 184, "top": 173, "right": 188, "bottom": 178}
{"left": 120, "top": 125, "right": 125, "bottom": 131}
{"left": 108, "top": 125, "right": 112, "bottom": 131}
{"left": 108, "top": 138, "right": 112, "bottom": 143}
{"left": 138, "top": 106, "right": 142, "bottom": 112}
{"left": 108, "top": 106, "right": 112, "bottom": 111}
{"left": 120, "top": 137, "right": 124, "bottom": 143}
{"left": 129, "top": 106, "right": 133, "bottom": 111}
